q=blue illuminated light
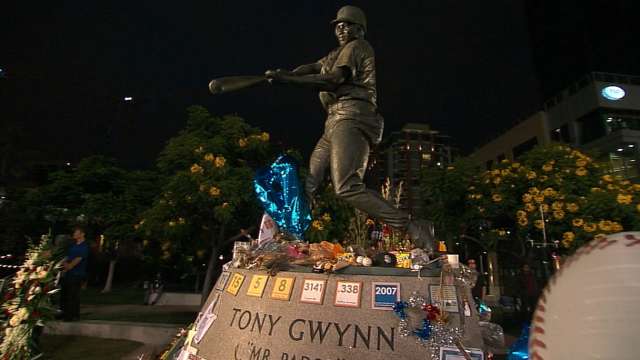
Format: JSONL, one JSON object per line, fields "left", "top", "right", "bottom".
{"left": 601, "top": 86, "right": 626, "bottom": 101}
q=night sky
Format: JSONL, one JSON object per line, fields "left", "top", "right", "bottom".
{"left": 4, "top": 1, "right": 545, "bottom": 168}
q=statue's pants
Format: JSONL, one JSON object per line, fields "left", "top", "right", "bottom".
{"left": 305, "top": 120, "right": 410, "bottom": 230}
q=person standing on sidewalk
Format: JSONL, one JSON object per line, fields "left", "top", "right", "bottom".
{"left": 60, "top": 225, "right": 89, "bottom": 321}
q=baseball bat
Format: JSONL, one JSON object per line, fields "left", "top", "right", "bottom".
{"left": 208, "top": 75, "right": 267, "bottom": 95}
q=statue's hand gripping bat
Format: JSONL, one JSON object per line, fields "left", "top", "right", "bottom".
{"left": 208, "top": 75, "right": 268, "bottom": 95}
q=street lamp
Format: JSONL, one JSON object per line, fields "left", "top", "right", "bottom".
{"left": 123, "top": 96, "right": 133, "bottom": 102}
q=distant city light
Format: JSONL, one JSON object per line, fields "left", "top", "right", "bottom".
{"left": 65, "top": 162, "right": 71, "bottom": 166}
{"left": 629, "top": 144, "right": 635, "bottom": 148}
{"left": 124, "top": 96, "right": 133, "bottom": 101}
{"left": 617, "top": 148, "right": 624, "bottom": 152}
{"left": 601, "top": 86, "right": 626, "bottom": 101}
{"left": 436, "top": 162, "right": 442, "bottom": 166}
{"left": 606, "top": 117, "right": 613, "bottom": 123}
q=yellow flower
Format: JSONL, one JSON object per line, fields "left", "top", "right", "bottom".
{"left": 512, "top": 162, "right": 521, "bottom": 169}
{"left": 598, "top": 220, "right": 612, "bottom": 232}
{"left": 238, "top": 138, "right": 248, "bottom": 147}
{"left": 637, "top": 203, "right": 640, "bottom": 212}
{"left": 260, "top": 132, "right": 270, "bottom": 142}
{"left": 525, "top": 203, "right": 536, "bottom": 212}
{"left": 190, "top": 163, "right": 204, "bottom": 174}
{"left": 321, "top": 213, "right": 332, "bottom": 222}
{"left": 607, "top": 184, "right": 617, "bottom": 191}
{"left": 204, "top": 153, "right": 215, "bottom": 162}
{"left": 534, "top": 220, "right": 545, "bottom": 229}
{"left": 539, "top": 175, "right": 549, "bottom": 182}
{"left": 602, "top": 174, "right": 614, "bottom": 182}
{"left": 542, "top": 164, "right": 553, "bottom": 172}
{"left": 493, "top": 177, "right": 502, "bottom": 185}
{"left": 534, "top": 195, "right": 545, "bottom": 204}
{"left": 591, "top": 187, "right": 602, "bottom": 193}
{"left": 516, "top": 210, "right": 527, "bottom": 219}
{"left": 518, "top": 217, "right": 528, "bottom": 226}
{"left": 527, "top": 171, "right": 537, "bottom": 180}
{"left": 576, "top": 158, "right": 588, "bottom": 167}
{"left": 561, "top": 239, "right": 572, "bottom": 249}
{"left": 611, "top": 222, "right": 623, "bottom": 232}
{"left": 522, "top": 194, "right": 533, "bottom": 203}
{"left": 575, "top": 167, "right": 588, "bottom": 176}
{"left": 215, "top": 156, "right": 226, "bottom": 168}
{"left": 492, "top": 194, "right": 503, "bottom": 202}
{"left": 632, "top": 184, "right": 640, "bottom": 191}
{"left": 312, "top": 220, "right": 324, "bottom": 231}
{"left": 553, "top": 210, "right": 565, "bottom": 220}
{"left": 543, "top": 187, "right": 557, "bottom": 197}
{"left": 583, "top": 222, "right": 597, "bottom": 232}
{"left": 567, "top": 203, "right": 580, "bottom": 213}
{"left": 366, "top": 219, "right": 375, "bottom": 226}
{"left": 491, "top": 169, "right": 501, "bottom": 176}
{"left": 209, "top": 186, "right": 221, "bottom": 197}
{"left": 572, "top": 218, "right": 584, "bottom": 227}
{"left": 552, "top": 201, "right": 564, "bottom": 210}
{"left": 541, "top": 204, "right": 550, "bottom": 213}
{"left": 501, "top": 169, "right": 511, "bottom": 176}
{"left": 562, "top": 231, "right": 575, "bottom": 242}
{"left": 617, "top": 194, "right": 633, "bottom": 205}
{"left": 528, "top": 187, "right": 540, "bottom": 195}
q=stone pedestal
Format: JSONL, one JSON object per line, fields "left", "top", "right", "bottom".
{"left": 192, "top": 266, "right": 484, "bottom": 360}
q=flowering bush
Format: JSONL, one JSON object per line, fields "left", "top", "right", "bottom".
{"left": 466, "top": 145, "right": 640, "bottom": 251}
{"left": 0, "top": 234, "right": 62, "bottom": 359}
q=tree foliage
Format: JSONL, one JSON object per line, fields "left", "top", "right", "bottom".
{"left": 137, "top": 106, "right": 275, "bottom": 266}
{"left": 421, "top": 144, "right": 640, "bottom": 255}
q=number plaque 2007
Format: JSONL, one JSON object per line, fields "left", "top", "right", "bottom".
{"left": 334, "top": 281, "right": 362, "bottom": 308}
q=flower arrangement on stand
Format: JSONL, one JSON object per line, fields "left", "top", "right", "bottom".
{"left": 0, "top": 234, "right": 63, "bottom": 360}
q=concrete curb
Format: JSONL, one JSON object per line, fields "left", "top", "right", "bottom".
{"left": 44, "top": 320, "right": 179, "bottom": 346}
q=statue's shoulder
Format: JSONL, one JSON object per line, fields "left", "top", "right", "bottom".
{"left": 347, "top": 39, "right": 374, "bottom": 55}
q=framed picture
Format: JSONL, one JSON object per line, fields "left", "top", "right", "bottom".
{"left": 439, "top": 346, "right": 484, "bottom": 360}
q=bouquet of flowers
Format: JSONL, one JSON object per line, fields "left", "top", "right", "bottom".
{"left": 0, "top": 234, "right": 63, "bottom": 359}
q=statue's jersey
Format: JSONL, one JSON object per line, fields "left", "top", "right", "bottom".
{"left": 317, "top": 39, "right": 383, "bottom": 144}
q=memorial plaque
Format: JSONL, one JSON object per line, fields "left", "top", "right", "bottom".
{"left": 226, "top": 273, "right": 245, "bottom": 296}
{"left": 334, "top": 281, "right": 362, "bottom": 308}
{"left": 192, "top": 269, "right": 484, "bottom": 360}
{"left": 371, "top": 282, "right": 401, "bottom": 310}
{"left": 271, "top": 277, "right": 295, "bottom": 301}
{"left": 246, "top": 274, "right": 269, "bottom": 298}
{"left": 299, "top": 279, "right": 326, "bottom": 305}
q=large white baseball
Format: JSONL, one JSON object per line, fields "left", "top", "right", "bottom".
{"left": 529, "top": 232, "right": 640, "bottom": 360}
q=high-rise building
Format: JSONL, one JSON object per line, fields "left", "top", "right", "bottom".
{"left": 370, "top": 123, "right": 455, "bottom": 216}
{"left": 472, "top": 72, "right": 640, "bottom": 179}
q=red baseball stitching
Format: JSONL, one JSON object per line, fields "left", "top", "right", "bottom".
{"left": 528, "top": 233, "right": 639, "bottom": 358}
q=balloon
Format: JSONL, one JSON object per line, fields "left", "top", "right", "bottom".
{"left": 254, "top": 155, "right": 311, "bottom": 239}
{"left": 507, "top": 324, "right": 529, "bottom": 360}
{"left": 529, "top": 232, "right": 640, "bottom": 360}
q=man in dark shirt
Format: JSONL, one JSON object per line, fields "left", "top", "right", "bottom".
{"left": 265, "top": 6, "right": 434, "bottom": 250}
{"left": 467, "top": 259, "right": 486, "bottom": 301}
{"left": 60, "top": 225, "right": 89, "bottom": 321}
